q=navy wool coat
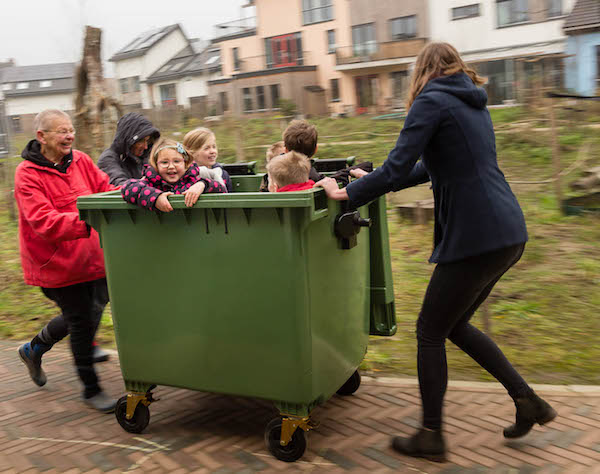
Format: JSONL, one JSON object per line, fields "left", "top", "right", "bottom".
{"left": 346, "top": 73, "right": 527, "bottom": 264}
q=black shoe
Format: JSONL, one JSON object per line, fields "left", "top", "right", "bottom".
{"left": 391, "top": 428, "right": 447, "bottom": 463}
{"left": 92, "top": 345, "right": 110, "bottom": 363}
{"left": 504, "top": 391, "right": 557, "bottom": 439}
{"left": 18, "top": 342, "right": 50, "bottom": 387}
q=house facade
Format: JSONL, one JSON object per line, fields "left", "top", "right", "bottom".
{"left": 429, "top": 0, "right": 576, "bottom": 104}
{"left": 208, "top": 0, "right": 352, "bottom": 116}
{"left": 1, "top": 62, "right": 75, "bottom": 134}
{"left": 563, "top": 0, "right": 600, "bottom": 95}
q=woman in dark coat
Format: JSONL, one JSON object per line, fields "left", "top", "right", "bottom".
{"left": 98, "top": 112, "right": 160, "bottom": 186}
{"left": 315, "top": 42, "right": 556, "bottom": 462}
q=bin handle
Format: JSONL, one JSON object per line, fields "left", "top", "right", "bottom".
{"left": 310, "top": 189, "right": 329, "bottom": 221}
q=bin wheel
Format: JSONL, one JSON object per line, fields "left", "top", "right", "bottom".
{"left": 265, "top": 418, "right": 307, "bottom": 462}
{"left": 115, "top": 396, "right": 150, "bottom": 433}
{"left": 337, "top": 370, "right": 361, "bottom": 396}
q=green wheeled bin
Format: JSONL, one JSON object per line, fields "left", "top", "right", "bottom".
{"left": 78, "top": 176, "right": 395, "bottom": 462}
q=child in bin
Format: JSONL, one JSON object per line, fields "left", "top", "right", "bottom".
{"left": 183, "top": 127, "right": 232, "bottom": 192}
{"left": 266, "top": 151, "right": 314, "bottom": 192}
{"left": 259, "top": 141, "right": 285, "bottom": 191}
{"left": 121, "top": 138, "right": 226, "bottom": 212}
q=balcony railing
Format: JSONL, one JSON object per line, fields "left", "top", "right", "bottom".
{"left": 214, "top": 17, "right": 256, "bottom": 40}
{"left": 232, "top": 51, "right": 314, "bottom": 74}
{"left": 335, "top": 38, "right": 426, "bottom": 66}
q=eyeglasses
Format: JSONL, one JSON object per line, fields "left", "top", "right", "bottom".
{"left": 44, "top": 129, "right": 76, "bottom": 136}
{"left": 157, "top": 158, "right": 185, "bottom": 168}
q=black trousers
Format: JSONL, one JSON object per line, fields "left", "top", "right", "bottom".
{"left": 40, "top": 278, "right": 109, "bottom": 398}
{"left": 416, "top": 244, "right": 531, "bottom": 430}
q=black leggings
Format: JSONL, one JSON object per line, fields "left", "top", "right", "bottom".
{"left": 416, "top": 244, "right": 531, "bottom": 430}
{"left": 40, "top": 279, "right": 109, "bottom": 398}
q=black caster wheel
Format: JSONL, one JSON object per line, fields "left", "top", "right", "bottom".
{"left": 265, "top": 417, "right": 307, "bottom": 462}
{"left": 337, "top": 370, "right": 361, "bottom": 396}
{"left": 115, "top": 395, "right": 150, "bottom": 433}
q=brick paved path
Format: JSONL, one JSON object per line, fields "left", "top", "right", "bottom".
{"left": 1, "top": 340, "right": 599, "bottom": 473}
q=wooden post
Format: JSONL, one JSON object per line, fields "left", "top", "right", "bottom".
{"left": 549, "top": 96, "right": 563, "bottom": 212}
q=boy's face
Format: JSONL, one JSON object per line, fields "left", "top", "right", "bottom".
{"left": 156, "top": 149, "right": 187, "bottom": 184}
{"left": 267, "top": 173, "right": 278, "bottom": 193}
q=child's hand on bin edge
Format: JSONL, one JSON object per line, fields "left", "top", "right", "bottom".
{"left": 350, "top": 168, "right": 369, "bottom": 179}
{"left": 155, "top": 192, "right": 174, "bottom": 212}
{"left": 183, "top": 181, "right": 206, "bottom": 207}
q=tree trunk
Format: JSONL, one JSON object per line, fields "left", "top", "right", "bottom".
{"left": 74, "top": 26, "right": 122, "bottom": 159}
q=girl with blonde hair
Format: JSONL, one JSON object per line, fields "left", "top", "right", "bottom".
{"left": 183, "top": 127, "right": 232, "bottom": 192}
{"left": 316, "top": 42, "right": 556, "bottom": 462}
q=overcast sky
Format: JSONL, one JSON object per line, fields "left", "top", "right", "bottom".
{"left": 0, "top": 0, "right": 250, "bottom": 75}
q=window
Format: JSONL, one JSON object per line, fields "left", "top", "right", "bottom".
{"left": 391, "top": 71, "right": 409, "bottom": 98}
{"left": 39, "top": 80, "right": 52, "bottom": 88}
{"left": 327, "top": 29, "right": 336, "bottom": 54}
{"left": 11, "top": 116, "right": 22, "bottom": 134}
{"left": 352, "top": 23, "right": 376, "bottom": 56}
{"left": 132, "top": 76, "right": 141, "bottom": 92}
{"left": 233, "top": 48, "right": 240, "bottom": 71}
{"left": 16, "top": 82, "right": 29, "bottom": 90}
{"left": 120, "top": 78, "right": 129, "bottom": 94}
{"left": 390, "top": 15, "right": 417, "bottom": 40}
{"left": 1, "top": 84, "right": 11, "bottom": 91}
{"left": 159, "top": 83, "right": 176, "bottom": 106}
{"left": 242, "top": 87, "right": 253, "bottom": 112}
{"left": 497, "top": 0, "right": 529, "bottom": 27}
{"left": 256, "top": 86, "right": 266, "bottom": 110}
{"left": 302, "top": 0, "right": 333, "bottom": 25}
{"left": 219, "top": 91, "right": 228, "bottom": 114}
{"left": 265, "top": 33, "right": 303, "bottom": 68}
{"left": 546, "top": 0, "right": 561, "bottom": 18}
{"left": 330, "top": 78, "right": 340, "bottom": 101}
{"left": 270, "top": 84, "right": 280, "bottom": 108}
{"left": 452, "top": 4, "right": 480, "bottom": 20}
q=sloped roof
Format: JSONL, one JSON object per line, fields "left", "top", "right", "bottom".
{"left": 110, "top": 24, "right": 183, "bottom": 61}
{"left": 1, "top": 63, "right": 75, "bottom": 97}
{"left": 2, "top": 62, "right": 75, "bottom": 83}
{"left": 564, "top": 0, "right": 600, "bottom": 33}
{"left": 145, "top": 45, "right": 221, "bottom": 84}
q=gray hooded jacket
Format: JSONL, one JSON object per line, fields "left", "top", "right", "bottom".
{"left": 98, "top": 113, "right": 160, "bottom": 186}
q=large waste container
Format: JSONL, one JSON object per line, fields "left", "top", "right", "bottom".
{"left": 78, "top": 177, "right": 395, "bottom": 462}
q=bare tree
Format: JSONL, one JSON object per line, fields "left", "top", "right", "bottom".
{"left": 74, "top": 26, "right": 122, "bottom": 158}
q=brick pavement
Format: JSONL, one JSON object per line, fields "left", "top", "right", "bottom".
{"left": 1, "top": 340, "right": 599, "bottom": 473}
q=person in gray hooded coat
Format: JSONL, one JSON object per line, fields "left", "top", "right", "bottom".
{"left": 98, "top": 112, "right": 160, "bottom": 186}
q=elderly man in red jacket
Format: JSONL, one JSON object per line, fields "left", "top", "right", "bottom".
{"left": 15, "top": 109, "right": 117, "bottom": 413}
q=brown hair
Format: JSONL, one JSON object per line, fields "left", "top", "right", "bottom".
{"left": 182, "top": 127, "right": 215, "bottom": 152}
{"left": 266, "top": 141, "right": 285, "bottom": 162}
{"left": 406, "top": 42, "right": 486, "bottom": 110}
{"left": 266, "top": 151, "right": 311, "bottom": 188}
{"left": 149, "top": 137, "right": 193, "bottom": 169}
{"left": 283, "top": 120, "right": 318, "bottom": 158}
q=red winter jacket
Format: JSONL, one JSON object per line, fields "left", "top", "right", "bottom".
{"left": 14, "top": 149, "right": 117, "bottom": 288}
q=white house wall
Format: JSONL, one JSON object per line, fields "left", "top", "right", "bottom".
{"left": 6, "top": 93, "right": 74, "bottom": 116}
{"left": 143, "top": 30, "right": 189, "bottom": 79}
{"left": 428, "top": 0, "right": 576, "bottom": 60}
{"left": 181, "top": 76, "right": 208, "bottom": 107}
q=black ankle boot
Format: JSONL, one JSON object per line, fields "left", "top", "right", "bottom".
{"left": 391, "top": 428, "right": 447, "bottom": 463}
{"left": 504, "top": 391, "right": 557, "bottom": 439}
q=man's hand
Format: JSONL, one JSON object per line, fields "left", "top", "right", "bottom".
{"left": 350, "top": 168, "right": 369, "bottom": 179}
{"left": 155, "top": 192, "right": 174, "bottom": 212}
{"left": 183, "top": 181, "right": 206, "bottom": 207}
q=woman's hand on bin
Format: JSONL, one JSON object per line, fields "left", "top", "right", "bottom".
{"left": 314, "top": 177, "right": 349, "bottom": 201}
{"left": 350, "top": 168, "right": 369, "bottom": 179}
{"left": 183, "top": 181, "right": 206, "bottom": 207}
{"left": 155, "top": 192, "right": 174, "bottom": 212}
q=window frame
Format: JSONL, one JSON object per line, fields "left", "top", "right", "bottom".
{"left": 265, "top": 32, "right": 303, "bottom": 69}
{"left": 546, "top": 0, "right": 562, "bottom": 18}
{"left": 496, "top": 0, "right": 529, "bottom": 28}
{"left": 159, "top": 83, "right": 177, "bottom": 106}
{"left": 451, "top": 4, "right": 480, "bottom": 20}
{"left": 302, "top": 0, "right": 334, "bottom": 26}
{"left": 120, "top": 78, "right": 129, "bottom": 94}
{"left": 270, "top": 84, "right": 280, "bottom": 109}
{"left": 242, "top": 87, "right": 253, "bottom": 112}
{"left": 390, "top": 15, "right": 417, "bottom": 41}
{"left": 16, "top": 82, "right": 29, "bottom": 90}
{"left": 131, "top": 76, "right": 141, "bottom": 92}
{"left": 330, "top": 78, "right": 340, "bottom": 102}
{"left": 327, "top": 29, "right": 336, "bottom": 54}
{"left": 233, "top": 47, "right": 241, "bottom": 72}
{"left": 352, "top": 23, "right": 377, "bottom": 56}
{"left": 256, "top": 85, "right": 266, "bottom": 110}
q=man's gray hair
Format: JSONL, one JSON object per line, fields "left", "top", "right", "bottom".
{"left": 33, "top": 109, "right": 71, "bottom": 134}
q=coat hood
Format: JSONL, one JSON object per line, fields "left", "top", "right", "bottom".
{"left": 21, "top": 139, "right": 73, "bottom": 173}
{"left": 110, "top": 112, "right": 160, "bottom": 159}
{"left": 423, "top": 73, "right": 488, "bottom": 110}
